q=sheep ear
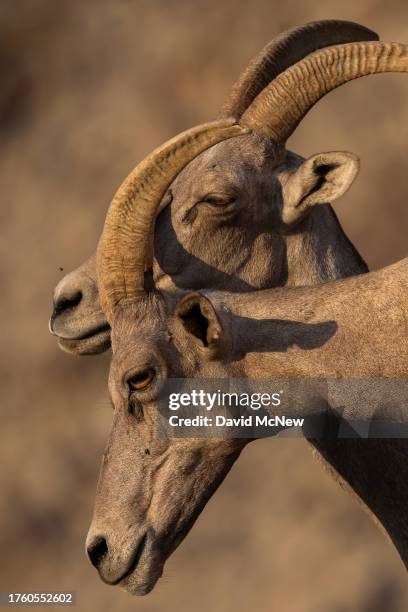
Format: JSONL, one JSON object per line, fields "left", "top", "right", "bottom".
{"left": 282, "top": 151, "right": 359, "bottom": 225}
{"left": 176, "top": 292, "right": 222, "bottom": 353}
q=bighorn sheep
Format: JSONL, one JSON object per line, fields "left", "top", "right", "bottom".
{"left": 87, "top": 113, "right": 408, "bottom": 595}
{"left": 50, "top": 20, "right": 375, "bottom": 355}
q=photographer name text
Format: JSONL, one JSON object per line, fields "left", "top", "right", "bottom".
{"left": 167, "top": 415, "right": 304, "bottom": 428}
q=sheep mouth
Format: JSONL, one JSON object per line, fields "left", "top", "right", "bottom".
{"left": 74, "top": 322, "right": 111, "bottom": 341}
{"left": 118, "top": 533, "right": 164, "bottom": 596}
{"left": 57, "top": 324, "right": 111, "bottom": 355}
{"left": 120, "top": 508, "right": 208, "bottom": 596}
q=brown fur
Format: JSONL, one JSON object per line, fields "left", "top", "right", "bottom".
{"left": 87, "top": 260, "right": 408, "bottom": 594}
{"left": 55, "top": 24, "right": 408, "bottom": 595}
{"left": 50, "top": 136, "right": 364, "bottom": 352}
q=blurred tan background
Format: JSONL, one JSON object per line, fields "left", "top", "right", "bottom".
{"left": 1, "top": 1, "right": 408, "bottom": 611}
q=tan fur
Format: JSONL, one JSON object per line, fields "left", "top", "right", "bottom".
{"left": 86, "top": 260, "right": 408, "bottom": 594}
{"left": 50, "top": 135, "right": 364, "bottom": 352}
{"left": 51, "top": 23, "right": 408, "bottom": 594}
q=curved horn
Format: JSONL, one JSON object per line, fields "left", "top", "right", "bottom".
{"left": 220, "top": 20, "right": 378, "bottom": 119}
{"left": 97, "top": 120, "right": 248, "bottom": 319}
{"left": 241, "top": 41, "right": 408, "bottom": 142}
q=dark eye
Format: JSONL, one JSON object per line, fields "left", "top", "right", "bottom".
{"left": 127, "top": 368, "right": 156, "bottom": 392}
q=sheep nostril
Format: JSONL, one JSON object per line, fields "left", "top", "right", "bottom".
{"left": 87, "top": 536, "right": 108, "bottom": 569}
{"left": 53, "top": 291, "right": 82, "bottom": 317}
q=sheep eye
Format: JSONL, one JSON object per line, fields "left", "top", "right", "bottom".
{"left": 128, "top": 368, "right": 156, "bottom": 392}
{"left": 201, "top": 194, "right": 236, "bottom": 207}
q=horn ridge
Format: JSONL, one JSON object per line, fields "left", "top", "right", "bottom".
{"left": 240, "top": 42, "right": 408, "bottom": 142}
{"left": 220, "top": 20, "right": 379, "bottom": 119}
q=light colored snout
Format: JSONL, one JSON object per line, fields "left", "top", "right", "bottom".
{"left": 85, "top": 526, "right": 162, "bottom": 595}
{"left": 49, "top": 257, "right": 111, "bottom": 354}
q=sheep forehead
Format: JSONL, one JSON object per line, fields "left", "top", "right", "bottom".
{"left": 171, "top": 132, "right": 284, "bottom": 188}
{"left": 110, "top": 296, "right": 168, "bottom": 347}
